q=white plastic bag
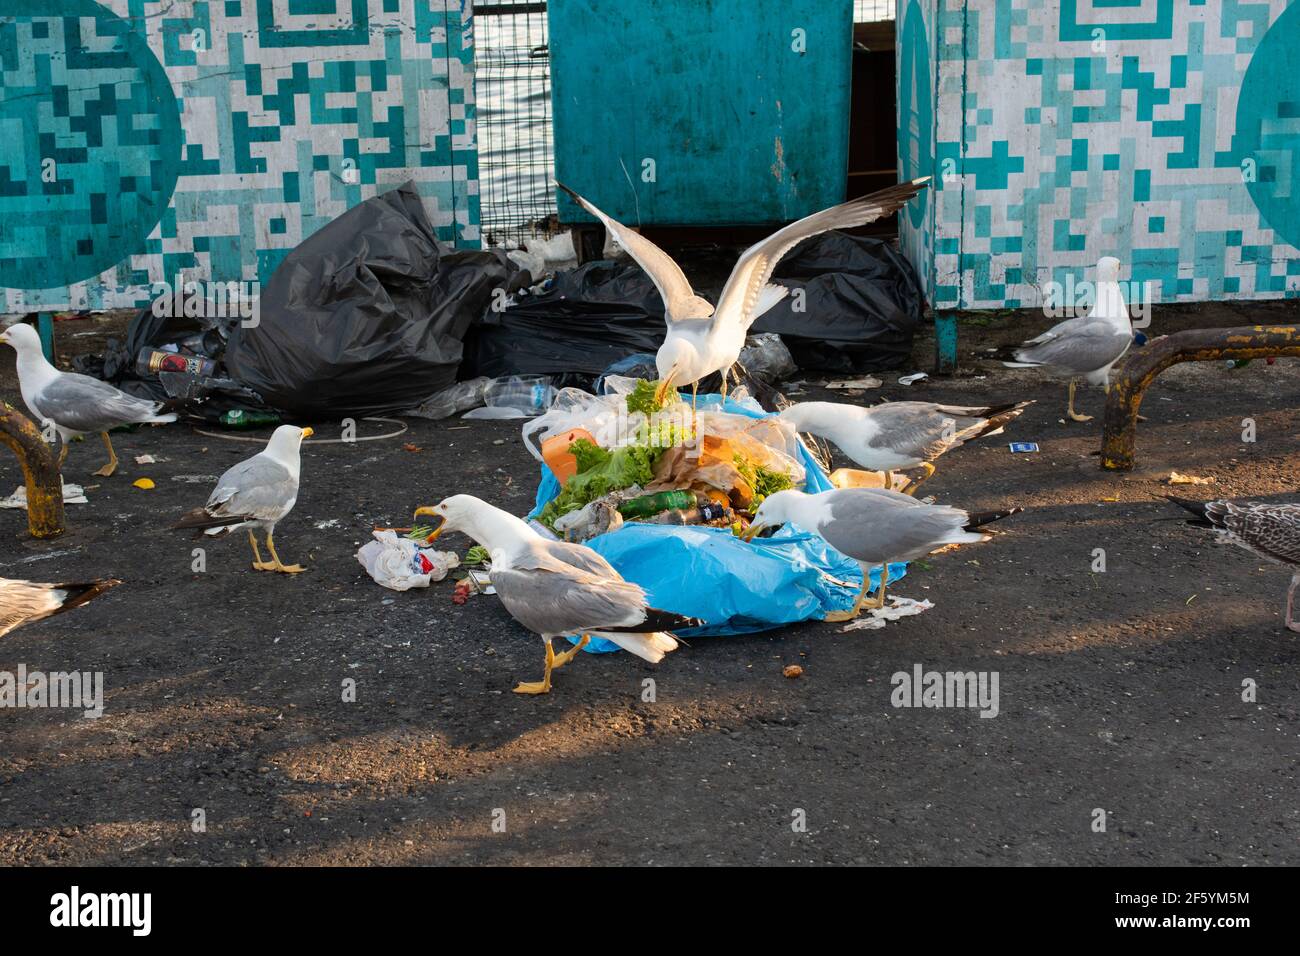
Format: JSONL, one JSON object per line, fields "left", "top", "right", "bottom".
{"left": 356, "top": 530, "right": 459, "bottom": 591}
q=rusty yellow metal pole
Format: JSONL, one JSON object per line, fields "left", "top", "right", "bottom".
{"left": 1101, "top": 325, "right": 1300, "bottom": 471}
{"left": 0, "top": 402, "right": 65, "bottom": 538}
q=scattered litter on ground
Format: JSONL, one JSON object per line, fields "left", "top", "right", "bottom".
{"left": 1009, "top": 442, "right": 1039, "bottom": 453}
{"left": 839, "top": 597, "right": 934, "bottom": 631}
{"left": 783, "top": 664, "right": 804, "bottom": 678}
{"left": 171, "top": 474, "right": 219, "bottom": 483}
{"left": 313, "top": 519, "right": 341, "bottom": 530}
{"left": 1168, "top": 471, "right": 1215, "bottom": 485}
{"left": 134, "top": 454, "right": 160, "bottom": 464}
{"left": 898, "top": 372, "right": 929, "bottom": 385}
{"left": 0, "top": 482, "right": 87, "bottom": 508}
{"left": 355, "top": 530, "right": 459, "bottom": 590}
{"left": 132, "top": 478, "right": 156, "bottom": 490}
{"left": 826, "top": 375, "right": 882, "bottom": 390}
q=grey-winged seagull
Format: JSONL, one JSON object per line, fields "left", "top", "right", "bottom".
{"left": 779, "top": 399, "right": 1032, "bottom": 494}
{"left": 1, "top": 321, "right": 177, "bottom": 476}
{"left": 1166, "top": 496, "right": 1300, "bottom": 632}
{"left": 414, "top": 494, "right": 699, "bottom": 694}
{"left": 557, "top": 179, "right": 930, "bottom": 406}
{"left": 172, "top": 424, "right": 313, "bottom": 574}
{"left": 745, "top": 488, "right": 1019, "bottom": 622}
{"left": 1, "top": 576, "right": 120, "bottom": 638}
{"left": 1001, "top": 256, "right": 1133, "bottom": 422}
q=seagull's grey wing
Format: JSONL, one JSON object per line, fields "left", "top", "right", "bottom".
{"left": 0, "top": 579, "right": 62, "bottom": 637}
{"left": 819, "top": 488, "right": 972, "bottom": 564}
{"left": 864, "top": 402, "right": 972, "bottom": 460}
{"left": 1014, "top": 320, "right": 1131, "bottom": 375}
{"left": 491, "top": 561, "right": 648, "bottom": 637}
{"left": 555, "top": 183, "right": 713, "bottom": 322}
{"left": 713, "top": 178, "right": 930, "bottom": 331}
{"left": 1218, "top": 502, "right": 1300, "bottom": 566}
{"left": 33, "top": 373, "right": 164, "bottom": 432}
{"left": 542, "top": 538, "right": 621, "bottom": 578}
{"left": 205, "top": 455, "right": 297, "bottom": 522}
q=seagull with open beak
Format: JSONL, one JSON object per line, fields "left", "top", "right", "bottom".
{"left": 414, "top": 495, "right": 699, "bottom": 694}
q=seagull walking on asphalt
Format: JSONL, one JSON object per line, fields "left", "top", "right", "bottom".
{"left": 779, "top": 399, "right": 1032, "bottom": 494}
{"left": 1165, "top": 496, "right": 1300, "bottom": 632}
{"left": 1000, "top": 256, "right": 1133, "bottom": 422}
{"left": 744, "top": 488, "right": 1019, "bottom": 622}
{"left": 172, "top": 424, "right": 313, "bottom": 574}
{"left": 557, "top": 179, "right": 930, "bottom": 406}
{"left": 0, "top": 322, "right": 177, "bottom": 476}
{"left": 1, "top": 576, "right": 120, "bottom": 638}
{"left": 413, "top": 494, "right": 699, "bottom": 695}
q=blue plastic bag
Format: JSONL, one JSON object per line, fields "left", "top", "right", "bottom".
{"left": 528, "top": 393, "right": 906, "bottom": 652}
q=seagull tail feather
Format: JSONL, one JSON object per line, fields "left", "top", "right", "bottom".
{"left": 592, "top": 630, "right": 680, "bottom": 664}
{"left": 51, "top": 578, "right": 121, "bottom": 615}
{"left": 972, "top": 400, "right": 1034, "bottom": 439}
{"left": 963, "top": 507, "right": 1022, "bottom": 533}
{"left": 1161, "top": 495, "right": 1216, "bottom": 527}
{"left": 171, "top": 508, "right": 252, "bottom": 533}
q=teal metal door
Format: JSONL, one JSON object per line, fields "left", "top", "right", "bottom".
{"left": 550, "top": 0, "right": 853, "bottom": 227}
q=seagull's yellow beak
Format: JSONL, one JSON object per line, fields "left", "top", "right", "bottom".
{"left": 741, "top": 521, "right": 765, "bottom": 542}
{"left": 413, "top": 505, "right": 446, "bottom": 540}
{"left": 300, "top": 427, "right": 314, "bottom": 439}
{"left": 654, "top": 368, "right": 679, "bottom": 406}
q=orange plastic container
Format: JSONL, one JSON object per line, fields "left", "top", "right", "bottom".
{"left": 541, "top": 428, "right": 596, "bottom": 483}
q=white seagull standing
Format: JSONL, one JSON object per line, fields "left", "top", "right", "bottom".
{"left": 779, "top": 399, "right": 1032, "bottom": 494}
{"left": 172, "top": 424, "right": 313, "bottom": 574}
{"left": 414, "top": 494, "right": 699, "bottom": 695}
{"left": 744, "top": 488, "right": 1019, "bottom": 622}
{"left": 557, "top": 179, "right": 931, "bottom": 405}
{"left": 1000, "top": 255, "right": 1133, "bottom": 422}
{"left": 0, "top": 322, "right": 177, "bottom": 476}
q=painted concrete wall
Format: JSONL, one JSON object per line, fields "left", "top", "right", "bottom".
{"left": 0, "top": 0, "right": 480, "bottom": 312}
{"left": 897, "top": 0, "right": 1300, "bottom": 310}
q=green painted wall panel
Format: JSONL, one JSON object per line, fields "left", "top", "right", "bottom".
{"left": 550, "top": 0, "right": 853, "bottom": 226}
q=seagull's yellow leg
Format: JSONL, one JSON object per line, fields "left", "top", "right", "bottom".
{"left": 551, "top": 634, "right": 590, "bottom": 669}
{"left": 91, "top": 432, "right": 118, "bottom": 477}
{"left": 903, "top": 462, "right": 936, "bottom": 496}
{"left": 691, "top": 381, "right": 698, "bottom": 414}
{"left": 869, "top": 563, "right": 891, "bottom": 609}
{"left": 57, "top": 441, "right": 69, "bottom": 467}
{"left": 883, "top": 470, "right": 895, "bottom": 491}
{"left": 824, "top": 574, "right": 871, "bottom": 622}
{"left": 259, "top": 530, "right": 305, "bottom": 574}
{"left": 720, "top": 365, "right": 731, "bottom": 401}
{"left": 1066, "top": 380, "right": 1092, "bottom": 422}
{"left": 513, "top": 640, "right": 555, "bottom": 694}
{"left": 247, "top": 529, "right": 271, "bottom": 570}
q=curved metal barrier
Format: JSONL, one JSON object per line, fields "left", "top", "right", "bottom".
{"left": 1101, "top": 325, "right": 1300, "bottom": 471}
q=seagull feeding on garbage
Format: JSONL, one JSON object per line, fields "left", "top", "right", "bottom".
{"left": 999, "top": 256, "right": 1133, "bottom": 422}
{"left": 1, "top": 576, "right": 120, "bottom": 638}
{"left": 0, "top": 322, "right": 178, "bottom": 476}
{"left": 413, "top": 494, "right": 699, "bottom": 695}
{"left": 1165, "top": 496, "right": 1300, "bottom": 632}
{"left": 556, "top": 179, "right": 930, "bottom": 406}
{"left": 744, "top": 488, "right": 1019, "bottom": 622}
{"left": 172, "top": 424, "right": 313, "bottom": 574}
{"left": 779, "top": 399, "right": 1033, "bottom": 494}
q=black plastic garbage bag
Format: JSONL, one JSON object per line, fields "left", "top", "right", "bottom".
{"left": 462, "top": 260, "right": 667, "bottom": 388}
{"left": 754, "top": 232, "right": 924, "bottom": 373}
{"left": 224, "top": 182, "right": 516, "bottom": 417}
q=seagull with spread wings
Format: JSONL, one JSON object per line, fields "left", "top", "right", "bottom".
{"left": 557, "top": 179, "right": 930, "bottom": 405}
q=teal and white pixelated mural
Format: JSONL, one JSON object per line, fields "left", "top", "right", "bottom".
{"left": 0, "top": 0, "right": 479, "bottom": 310}
{"left": 898, "top": 0, "right": 1300, "bottom": 310}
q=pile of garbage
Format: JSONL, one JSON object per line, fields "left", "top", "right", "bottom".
{"left": 522, "top": 379, "right": 900, "bottom": 642}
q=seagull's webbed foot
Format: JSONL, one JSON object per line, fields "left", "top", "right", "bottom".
{"left": 92, "top": 432, "right": 119, "bottom": 477}
{"left": 514, "top": 641, "right": 556, "bottom": 694}
{"left": 1066, "top": 380, "right": 1093, "bottom": 423}
{"left": 57, "top": 442, "right": 69, "bottom": 467}
{"left": 903, "top": 462, "right": 936, "bottom": 496}
{"left": 551, "top": 634, "right": 590, "bottom": 669}
{"left": 255, "top": 531, "right": 306, "bottom": 574}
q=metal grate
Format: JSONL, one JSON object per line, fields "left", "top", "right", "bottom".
{"left": 473, "top": 1, "right": 558, "bottom": 250}
{"left": 854, "top": 0, "right": 895, "bottom": 22}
